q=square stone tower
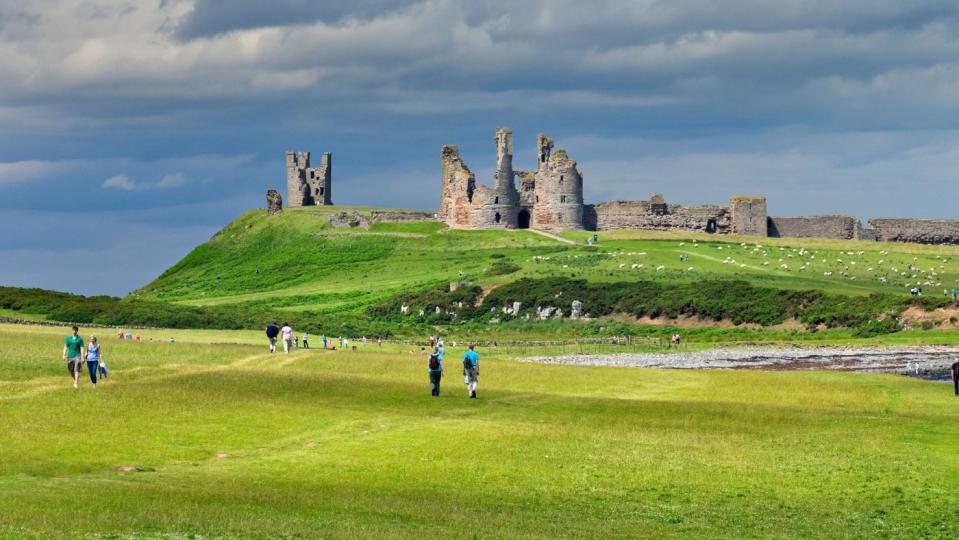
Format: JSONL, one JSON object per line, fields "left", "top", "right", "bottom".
{"left": 730, "top": 196, "right": 767, "bottom": 236}
{"left": 286, "top": 150, "right": 332, "bottom": 207}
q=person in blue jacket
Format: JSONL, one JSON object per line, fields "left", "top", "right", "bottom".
{"left": 265, "top": 322, "right": 280, "bottom": 353}
{"left": 463, "top": 344, "right": 480, "bottom": 399}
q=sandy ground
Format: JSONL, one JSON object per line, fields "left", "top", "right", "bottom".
{"left": 519, "top": 346, "right": 959, "bottom": 380}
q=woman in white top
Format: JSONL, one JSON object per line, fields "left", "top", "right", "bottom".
{"left": 85, "top": 336, "right": 103, "bottom": 388}
{"left": 281, "top": 323, "right": 293, "bottom": 353}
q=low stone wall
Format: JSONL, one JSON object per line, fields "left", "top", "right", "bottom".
{"left": 587, "top": 201, "right": 729, "bottom": 233}
{"left": 370, "top": 210, "right": 436, "bottom": 222}
{"left": 767, "top": 216, "right": 858, "bottom": 240}
{"left": 868, "top": 218, "right": 959, "bottom": 245}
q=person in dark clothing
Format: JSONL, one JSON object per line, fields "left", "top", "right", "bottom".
{"left": 427, "top": 347, "right": 443, "bottom": 396}
{"left": 952, "top": 360, "right": 959, "bottom": 396}
{"left": 265, "top": 322, "right": 280, "bottom": 353}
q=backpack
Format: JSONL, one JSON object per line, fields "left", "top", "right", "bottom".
{"left": 428, "top": 354, "right": 440, "bottom": 370}
{"left": 463, "top": 356, "right": 473, "bottom": 370}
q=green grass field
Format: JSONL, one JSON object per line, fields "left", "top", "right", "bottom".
{"left": 136, "top": 206, "right": 959, "bottom": 316}
{"left": 2, "top": 323, "right": 958, "bottom": 538}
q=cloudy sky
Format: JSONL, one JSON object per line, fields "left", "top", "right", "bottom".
{"left": 2, "top": 0, "right": 959, "bottom": 295}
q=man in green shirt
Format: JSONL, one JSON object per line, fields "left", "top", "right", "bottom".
{"left": 62, "top": 325, "right": 85, "bottom": 389}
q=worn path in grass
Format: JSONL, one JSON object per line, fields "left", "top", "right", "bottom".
{"left": 1, "top": 323, "right": 958, "bottom": 538}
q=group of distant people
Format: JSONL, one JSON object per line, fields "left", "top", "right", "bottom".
{"left": 265, "top": 322, "right": 388, "bottom": 354}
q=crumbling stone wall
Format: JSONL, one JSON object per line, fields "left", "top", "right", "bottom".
{"left": 729, "top": 197, "right": 767, "bottom": 236}
{"left": 767, "top": 216, "right": 859, "bottom": 240}
{"left": 266, "top": 189, "right": 283, "bottom": 215}
{"left": 329, "top": 211, "right": 370, "bottom": 229}
{"left": 588, "top": 199, "right": 730, "bottom": 233}
{"left": 370, "top": 210, "right": 436, "bottom": 222}
{"left": 286, "top": 151, "right": 332, "bottom": 207}
{"left": 868, "top": 218, "right": 959, "bottom": 245}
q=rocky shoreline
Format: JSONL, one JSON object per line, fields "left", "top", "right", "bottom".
{"left": 519, "top": 345, "right": 959, "bottom": 381}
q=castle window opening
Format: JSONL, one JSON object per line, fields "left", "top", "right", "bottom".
{"left": 706, "top": 218, "right": 717, "bottom": 234}
{"left": 495, "top": 212, "right": 501, "bottom": 223}
{"left": 560, "top": 175, "right": 564, "bottom": 184}
{"left": 561, "top": 195, "right": 567, "bottom": 203}
{"left": 541, "top": 153, "right": 546, "bottom": 163}
{"left": 494, "top": 196, "right": 499, "bottom": 204}
{"left": 319, "top": 187, "right": 324, "bottom": 196}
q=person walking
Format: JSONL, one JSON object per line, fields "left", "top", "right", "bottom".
{"left": 302, "top": 333, "right": 309, "bottom": 349}
{"left": 463, "top": 344, "right": 480, "bottom": 399}
{"left": 85, "top": 336, "right": 102, "bottom": 389}
{"left": 281, "top": 322, "right": 293, "bottom": 353}
{"left": 266, "top": 321, "right": 280, "bottom": 353}
{"left": 62, "top": 325, "right": 85, "bottom": 389}
{"left": 322, "top": 335, "right": 328, "bottom": 349}
{"left": 952, "top": 359, "right": 959, "bottom": 396}
{"left": 428, "top": 347, "right": 443, "bottom": 396}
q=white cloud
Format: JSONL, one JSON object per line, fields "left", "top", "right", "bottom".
{"left": 0, "top": 160, "right": 63, "bottom": 185}
{"left": 156, "top": 173, "right": 187, "bottom": 188}
{"left": 102, "top": 174, "right": 137, "bottom": 190}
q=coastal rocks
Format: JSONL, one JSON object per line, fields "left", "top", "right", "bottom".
{"left": 570, "top": 300, "right": 583, "bottom": 319}
{"left": 266, "top": 189, "right": 283, "bottom": 215}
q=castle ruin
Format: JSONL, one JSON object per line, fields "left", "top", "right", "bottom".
{"left": 439, "top": 129, "right": 767, "bottom": 236}
{"left": 438, "top": 129, "right": 585, "bottom": 231}
{"left": 286, "top": 150, "right": 332, "bottom": 206}
{"left": 438, "top": 128, "right": 959, "bottom": 244}
{"left": 268, "top": 134, "right": 959, "bottom": 246}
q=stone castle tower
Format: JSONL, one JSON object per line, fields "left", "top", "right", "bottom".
{"left": 528, "top": 133, "right": 584, "bottom": 230}
{"left": 286, "top": 150, "right": 332, "bottom": 207}
{"left": 438, "top": 129, "right": 585, "bottom": 231}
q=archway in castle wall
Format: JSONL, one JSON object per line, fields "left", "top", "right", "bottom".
{"left": 517, "top": 209, "right": 531, "bottom": 229}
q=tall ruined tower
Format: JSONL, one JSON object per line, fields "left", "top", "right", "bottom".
{"left": 438, "top": 145, "right": 476, "bottom": 226}
{"left": 488, "top": 128, "right": 520, "bottom": 228}
{"left": 531, "top": 133, "right": 584, "bottom": 231}
{"left": 286, "top": 150, "right": 332, "bottom": 207}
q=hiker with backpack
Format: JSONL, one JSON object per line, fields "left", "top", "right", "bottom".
{"left": 428, "top": 347, "right": 443, "bottom": 396}
{"left": 463, "top": 344, "right": 479, "bottom": 399}
{"left": 266, "top": 322, "right": 280, "bottom": 353}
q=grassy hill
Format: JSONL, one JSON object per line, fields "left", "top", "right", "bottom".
{"left": 2, "top": 323, "right": 958, "bottom": 538}
{"left": 125, "top": 206, "right": 959, "bottom": 336}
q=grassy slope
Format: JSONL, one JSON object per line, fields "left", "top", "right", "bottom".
{"left": 137, "top": 206, "right": 959, "bottom": 318}
{"left": 1, "top": 323, "right": 957, "bottom": 538}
